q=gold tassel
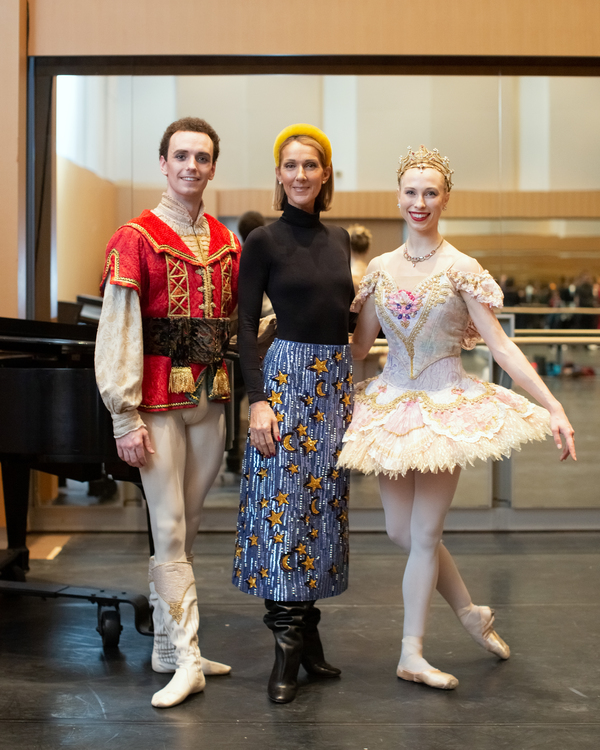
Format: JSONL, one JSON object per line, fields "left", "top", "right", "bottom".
{"left": 169, "top": 366, "right": 196, "bottom": 393}
{"left": 209, "top": 363, "right": 230, "bottom": 400}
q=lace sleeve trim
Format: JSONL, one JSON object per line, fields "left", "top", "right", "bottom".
{"left": 351, "top": 271, "right": 381, "bottom": 312}
{"left": 447, "top": 269, "right": 503, "bottom": 350}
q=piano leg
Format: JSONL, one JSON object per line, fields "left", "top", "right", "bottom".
{"left": 1, "top": 461, "right": 31, "bottom": 579}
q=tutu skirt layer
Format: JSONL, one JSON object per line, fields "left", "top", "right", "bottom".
{"left": 338, "top": 360, "right": 551, "bottom": 478}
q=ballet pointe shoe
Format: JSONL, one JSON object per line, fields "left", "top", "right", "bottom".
{"left": 150, "top": 561, "right": 206, "bottom": 708}
{"left": 301, "top": 602, "right": 341, "bottom": 678}
{"left": 148, "top": 557, "right": 232, "bottom": 676}
{"left": 457, "top": 604, "right": 510, "bottom": 660}
{"left": 263, "top": 600, "right": 306, "bottom": 703}
{"left": 396, "top": 636, "right": 459, "bottom": 690}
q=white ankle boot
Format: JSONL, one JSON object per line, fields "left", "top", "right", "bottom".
{"left": 148, "top": 557, "right": 231, "bottom": 676}
{"left": 150, "top": 560, "right": 206, "bottom": 708}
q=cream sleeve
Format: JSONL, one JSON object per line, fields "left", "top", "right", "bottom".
{"left": 95, "top": 274, "right": 146, "bottom": 439}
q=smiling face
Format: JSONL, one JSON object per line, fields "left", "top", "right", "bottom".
{"left": 397, "top": 168, "right": 449, "bottom": 233}
{"left": 275, "top": 141, "right": 331, "bottom": 213}
{"left": 159, "top": 130, "right": 216, "bottom": 212}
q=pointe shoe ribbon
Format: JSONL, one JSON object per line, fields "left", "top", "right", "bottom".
{"left": 397, "top": 665, "right": 459, "bottom": 690}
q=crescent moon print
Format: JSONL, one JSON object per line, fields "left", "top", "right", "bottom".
{"left": 310, "top": 497, "right": 320, "bottom": 515}
{"left": 281, "top": 433, "right": 297, "bottom": 452}
{"left": 280, "top": 553, "right": 294, "bottom": 572}
{"left": 315, "top": 380, "right": 327, "bottom": 397}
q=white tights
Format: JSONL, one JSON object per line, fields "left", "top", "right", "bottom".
{"left": 379, "top": 469, "right": 472, "bottom": 671}
{"left": 140, "top": 386, "right": 225, "bottom": 563}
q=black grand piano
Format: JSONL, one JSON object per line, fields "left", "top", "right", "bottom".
{"left": 0, "top": 315, "right": 152, "bottom": 646}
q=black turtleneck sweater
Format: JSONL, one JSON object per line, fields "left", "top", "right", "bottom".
{"left": 238, "top": 202, "right": 354, "bottom": 404}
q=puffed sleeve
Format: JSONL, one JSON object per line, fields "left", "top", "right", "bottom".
{"left": 448, "top": 269, "right": 504, "bottom": 350}
{"left": 95, "top": 275, "right": 146, "bottom": 438}
{"left": 350, "top": 271, "right": 381, "bottom": 313}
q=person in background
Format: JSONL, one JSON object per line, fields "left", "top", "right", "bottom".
{"left": 348, "top": 223, "right": 373, "bottom": 292}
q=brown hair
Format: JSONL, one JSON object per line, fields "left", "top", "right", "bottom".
{"left": 348, "top": 224, "right": 372, "bottom": 255}
{"left": 159, "top": 117, "right": 220, "bottom": 163}
{"left": 273, "top": 135, "right": 334, "bottom": 212}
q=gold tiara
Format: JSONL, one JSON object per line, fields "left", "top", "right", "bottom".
{"left": 397, "top": 145, "right": 454, "bottom": 191}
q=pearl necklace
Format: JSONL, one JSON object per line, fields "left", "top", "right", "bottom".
{"left": 403, "top": 237, "right": 445, "bottom": 268}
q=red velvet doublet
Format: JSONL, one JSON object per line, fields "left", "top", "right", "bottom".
{"left": 101, "top": 210, "right": 240, "bottom": 412}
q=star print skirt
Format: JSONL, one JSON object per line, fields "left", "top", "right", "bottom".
{"left": 233, "top": 339, "right": 352, "bottom": 601}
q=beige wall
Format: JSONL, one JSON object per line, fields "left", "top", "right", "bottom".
{"left": 56, "top": 157, "right": 119, "bottom": 302}
{"left": 28, "top": 0, "right": 600, "bottom": 57}
{"left": 0, "top": 0, "right": 27, "bottom": 319}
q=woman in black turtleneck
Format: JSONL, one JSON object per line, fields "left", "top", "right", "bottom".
{"left": 232, "top": 125, "right": 355, "bottom": 704}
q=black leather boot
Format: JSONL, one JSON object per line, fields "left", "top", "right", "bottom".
{"left": 301, "top": 601, "right": 341, "bottom": 677}
{"left": 263, "top": 600, "right": 306, "bottom": 703}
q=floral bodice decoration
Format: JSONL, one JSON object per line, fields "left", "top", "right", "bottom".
{"left": 352, "top": 268, "right": 503, "bottom": 380}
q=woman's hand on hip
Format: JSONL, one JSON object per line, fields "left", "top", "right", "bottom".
{"left": 249, "top": 400, "right": 280, "bottom": 458}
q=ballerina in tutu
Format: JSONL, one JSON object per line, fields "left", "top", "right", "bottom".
{"left": 338, "top": 145, "right": 576, "bottom": 690}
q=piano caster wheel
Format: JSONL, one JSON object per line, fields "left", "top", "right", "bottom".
{"left": 97, "top": 608, "right": 122, "bottom": 649}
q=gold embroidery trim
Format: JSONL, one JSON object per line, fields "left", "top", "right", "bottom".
{"left": 355, "top": 377, "right": 498, "bottom": 414}
{"left": 103, "top": 248, "right": 141, "bottom": 291}
{"left": 375, "top": 271, "right": 451, "bottom": 379}
{"left": 166, "top": 581, "right": 193, "bottom": 625}
{"left": 126, "top": 222, "right": 237, "bottom": 266}
{"left": 220, "top": 256, "right": 233, "bottom": 316}
{"left": 166, "top": 256, "right": 191, "bottom": 318}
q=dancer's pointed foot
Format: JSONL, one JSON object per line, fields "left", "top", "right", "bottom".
{"left": 457, "top": 604, "right": 510, "bottom": 660}
{"left": 200, "top": 657, "right": 232, "bottom": 675}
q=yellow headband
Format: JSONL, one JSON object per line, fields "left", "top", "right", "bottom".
{"left": 273, "top": 123, "right": 332, "bottom": 167}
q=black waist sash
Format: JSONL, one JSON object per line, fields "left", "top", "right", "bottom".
{"left": 142, "top": 317, "right": 230, "bottom": 367}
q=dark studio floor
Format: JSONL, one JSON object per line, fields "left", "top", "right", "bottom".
{"left": 1, "top": 531, "right": 599, "bottom": 750}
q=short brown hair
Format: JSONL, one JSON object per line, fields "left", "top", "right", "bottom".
{"left": 159, "top": 117, "right": 220, "bottom": 163}
{"left": 273, "top": 135, "right": 334, "bottom": 212}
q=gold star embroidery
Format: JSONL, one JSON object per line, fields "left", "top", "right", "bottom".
{"left": 306, "top": 578, "right": 318, "bottom": 589}
{"left": 311, "top": 409, "right": 325, "bottom": 422}
{"left": 330, "top": 468, "right": 340, "bottom": 480}
{"left": 259, "top": 566, "right": 269, "bottom": 578}
{"left": 308, "top": 357, "right": 329, "bottom": 375}
{"left": 249, "top": 534, "right": 259, "bottom": 546}
{"left": 267, "top": 509, "right": 284, "bottom": 527}
{"left": 272, "top": 371, "right": 289, "bottom": 386}
{"left": 334, "top": 351, "right": 343, "bottom": 361}
{"left": 235, "top": 545, "right": 243, "bottom": 558}
{"left": 329, "top": 497, "right": 340, "bottom": 509}
{"left": 273, "top": 532, "right": 285, "bottom": 543}
{"left": 268, "top": 389, "right": 283, "bottom": 406}
{"left": 239, "top": 505, "right": 246, "bottom": 513}
{"left": 345, "top": 373, "right": 353, "bottom": 385}
{"left": 260, "top": 498, "right": 269, "bottom": 508}
{"left": 329, "top": 564, "right": 338, "bottom": 575}
{"left": 294, "top": 542, "right": 307, "bottom": 555}
{"left": 235, "top": 569, "right": 241, "bottom": 577}
{"left": 342, "top": 492, "right": 350, "bottom": 503}
{"left": 304, "top": 473, "right": 323, "bottom": 492}
{"left": 295, "top": 422, "right": 308, "bottom": 437}
{"left": 334, "top": 379, "right": 343, "bottom": 391}
{"left": 274, "top": 411, "right": 285, "bottom": 423}
{"left": 300, "top": 555, "right": 316, "bottom": 572}
{"left": 247, "top": 575, "right": 257, "bottom": 589}
{"left": 302, "top": 513, "right": 311, "bottom": 524}
{"left": 344, "top": 413, "right": 352, "bottom": 424}
{"left": 333, "top": 448, "right": 342, "bottom": 459}
{"left": 341, "top": 393, "right": 351, "bottom": 407}
{"left": 337, "top": 509, "right": 348, "bottom": 523}
{"left": 286, "top": 463, "right": 300, "bottom": 475}
{"left": 257, "top": 468, "right": 268, "bottom": 480}
{"left": 301, "top": 436, "right": 318, "bottom": 454}
{"left": 274, "top": 490, "right": 290, "bottom": 507}
{"left": 309, "top": 528, "right": 319, "bottom": 540}
{"left": 244, "top": 472, "right": 250, "bottom": 481}
{"left": 302, "top": 395, "right": 314, "bottom": 406}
